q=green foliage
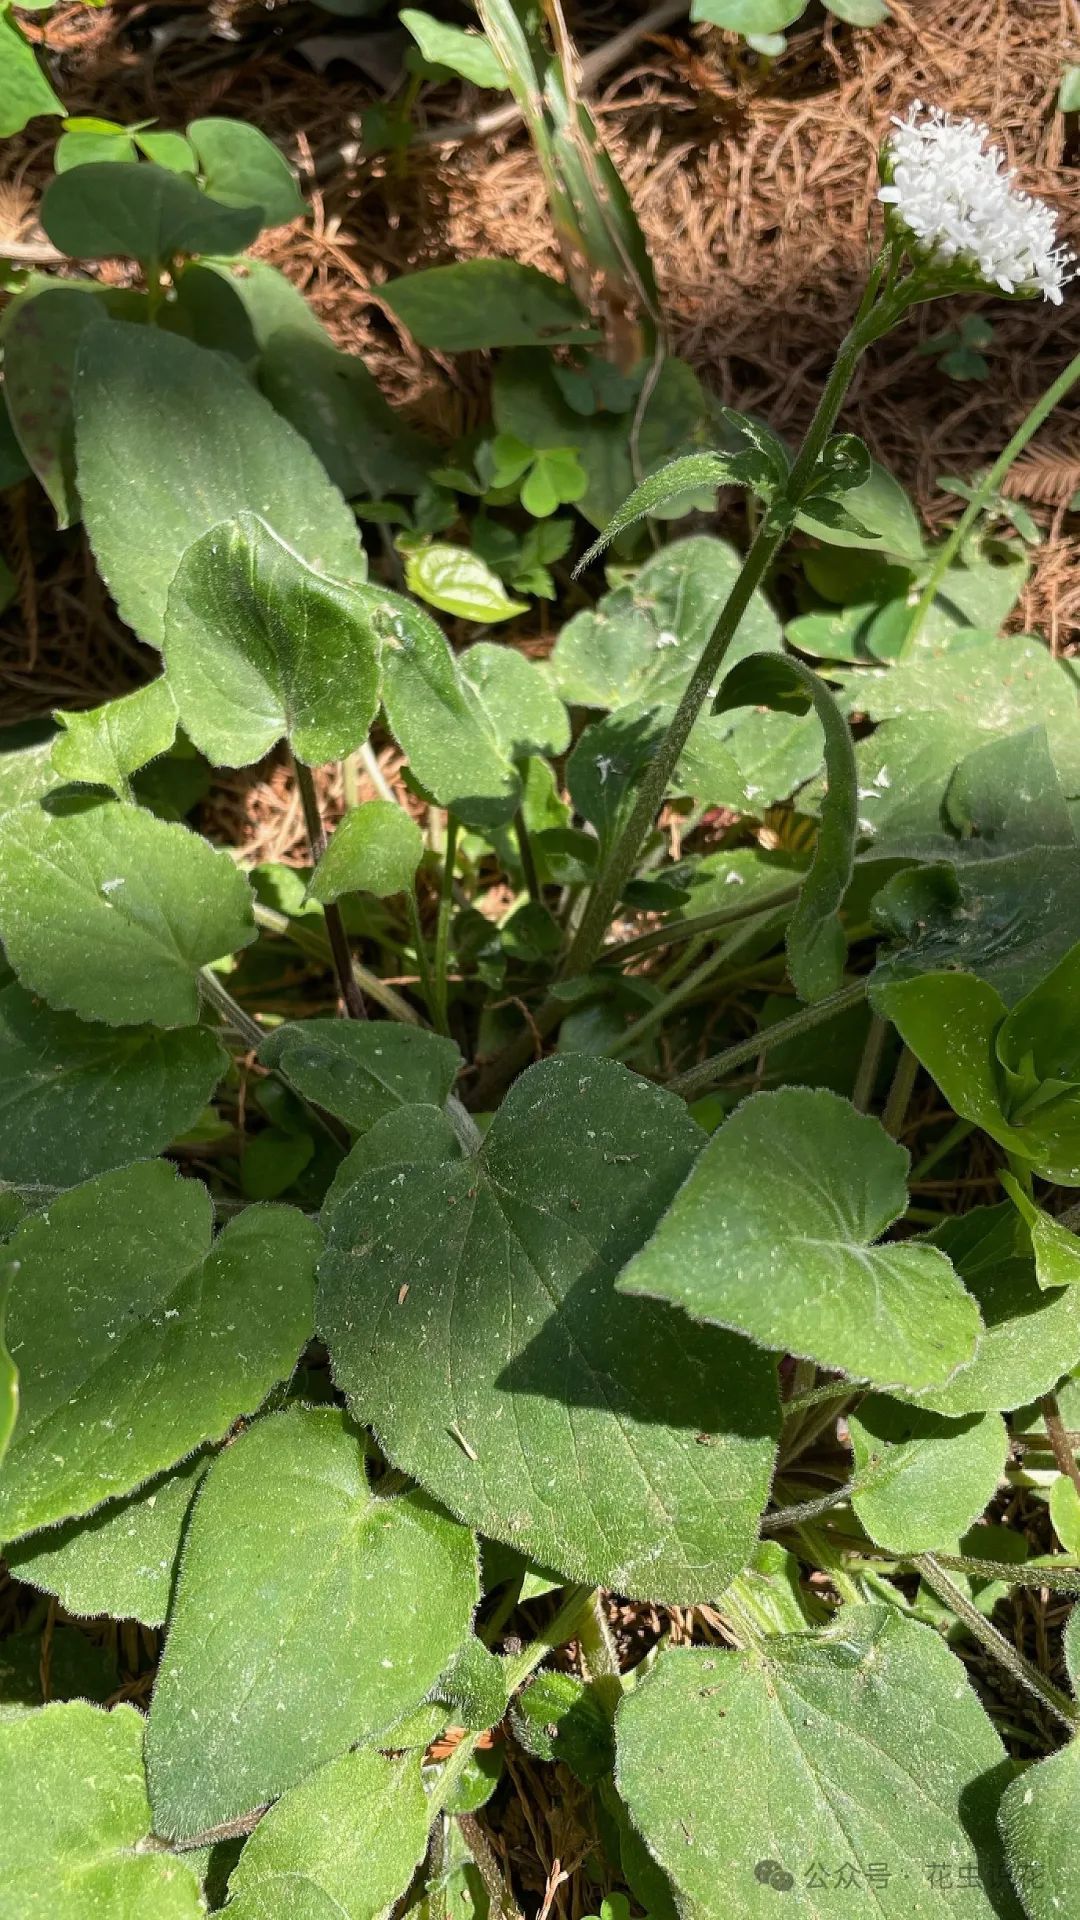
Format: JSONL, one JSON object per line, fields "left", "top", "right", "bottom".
{"left": 74, "top": 321, "right": 366, "bottom": 648}
{"left": 0, "top": 4, "right": 64, "bottom": 139}
{"left": 619, "top": 1088, "right": 980, "bottom": 1388}
{"left": 318, "top": 1055, "right": 779, "bottom": 1600}
{"left": 0, "top": 1163, "right": 316, "bottom": 1539}
{"left": 0, "top": 1702, "right": 204, "bottom": 1916}
{"left": 2, "top": 56, "right": 1072, "bottom": 1915}
{"left": 163, "top": 514, "right": 380, "bottom": 767}
{"left": 146, "top": 1405, "right": 478, "bottom": 1836}
{"left": 616, "top": 1609, "right": 1010, "bottom": 1919}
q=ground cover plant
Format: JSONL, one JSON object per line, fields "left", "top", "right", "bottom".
{"left": 2, "top": 4, "right": 1080, "bottom": 1916}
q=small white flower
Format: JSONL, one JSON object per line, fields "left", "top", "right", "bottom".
{"left": 879, "top": 101, "right": 1075, "bottom": 304}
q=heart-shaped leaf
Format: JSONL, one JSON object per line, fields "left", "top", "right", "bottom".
{"left": 618, "top": 1088, "right": 981, "bottom": 1390}
{"left": 74, "top": 321, "right": 366, "bottom": 648}
{"left": 615, "top": 1607, "right": 1014, "bottom": 1919}
{"left": 0, "top": 797, "right": 255, "bottom": 1028}
{"left": 163, "top": 514, "right": 381, "bottom": 767}
{"left": 0, "top": 1163, "right": 317, "bottom": 1539}
{"left": 0, "top": 979, "right": 226, "bottom": 1188}
{"left": 318, "top": 1054, "right": 780, "bottom": 1602}
{"left": 0, "top": 1703, "right": 203, "bottom": 1918}
{"left": 550, "top": 536, "right": 781, "bottom": 712}
{"left": 187, "top": 116, "right": 306, "bottom": 225}
{"left": 146, "top": 1404, "right": 478, "bottom": 1837}
{"left": 41, "top": 161, "right": 261, "bottom": 264}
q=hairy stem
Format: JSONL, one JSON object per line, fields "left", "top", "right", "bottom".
{"left": 913, "top": 1553, "right": 1080, "bottom": 1729}
{"left": 431, "top": 816, "right": 459, "bottom": 1038}
{"left": 667, "top": 979, "right": 867, "bottom": 1100}
{"left": 1041, "top": 1391, "right": 1080, "bottom": 1501}
{"left": 560, "top": 287, "right": 886, "bottom": 983}
{"left": 292, "top": 756, "right": 366, "bottom": 1018}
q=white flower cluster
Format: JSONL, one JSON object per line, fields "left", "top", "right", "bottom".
{"left": 879, "top": 102, "right": 1075, "bottom": 304}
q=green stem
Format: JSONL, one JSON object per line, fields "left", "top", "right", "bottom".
{"left": 560, "top": 281, "right": 888, "bottom": 982}
{"left": 251, "top": 901, "right": 424, "bottom": 1026}
{"left": 909, "top": 1117, "right": 974, "bottom": 1182}
{"left": 882, "top": 1043, "right": 918, "bottom": 1138}
{"left": 913, "top": 1553, "right": 1080, "bottom": 1729}
{"left": 292, "top": 756, "right": 366, "bottom": 1019}
{"left": 851, "top": 1013, "right": 887, "bottom": 1114}
{"left": 667, "top": 979, "right": 866, "bottom": 1100}
{"left": 431, "top": 816, "right": 459, "bottom": 1038}
{"left": 514, "top": 808, "right": 542, "bottom": 904}
{"left": 407, "top": 890, "right": 438, "bottom": 1028}
{"left": 198, "top": 967, "right": 349, "bottom": 1150}
{"left": 425, "top": 1584, "right": 598, "bottom": 1821}
{"left": 596, "top": 884, "right": 802, "bottom": 967}
{"left": 900, "top": 347, "right": 1080, "bottom": 658}
{"left": 604, "top": 928, "right": 754, "bottom": 1062}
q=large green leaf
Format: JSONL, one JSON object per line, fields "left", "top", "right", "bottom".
{"left": 373, "top": 585, "right": 520, "bottom": 830}
{"left": 222, "top": 1746, "right": 430, "bottom": 1920}
{"left": 382, "top": 259, "right": 595, "bottom": 351}
{"left": 51, "top": 676, "right": 178, "bottom": 796}
{"left": 260, "top": 1021, "right": 460, "bottom": 1134}
{"left": 41, "top": 161, "right": 261, "bottom": 264}
{"left": 318, "top": 1055, "right": 780, "bottom": 1602}
{"left": 146, "top": 1405, "right": 478, "bottom": 1838}
{"left": 0, "top": 1702, "right": 204, "bottom": 1917}
{"left": 0, "top": 979, "right": 225, "bottom": 1188}
{"left": 163, "top": 514, "right": 380, "bottom": 767}
{"left": 187, "top": 117, "right": 306, "bottom": 225}
{"left": 999, "top": 1736, "right": 1080, "bottom": 1920}
{"left": 715, "top": 655, "right": 855, "bottom": 1001}
{"left": 615, "top": 1607, "right": 1016, "bottom": 1918}
{"left": 0, "top": 797, "right": 255, "bottom": 1028}
{"left": 549, "top": 536, "right": 781, "bottom": 711}
{"left": 0, "top": 6, "right": 64, "bottom": 138}
{"left": 848, "top": 1396, "right": 1006, "bottom": 1553}
{"left": 7, "top": 1451, "right": 209, "bottom": 1626}
{"left": 617, "top": 1088, "right": 981, "bottom": 1390}
{"left": 0, "top": 1164, "right": 317, "bottom": 1540}
{"left": 74, "top": 321, "right": 366, "bottom": 648}
{"left": 259, "top": 329, "right": 436, "bottom": 498}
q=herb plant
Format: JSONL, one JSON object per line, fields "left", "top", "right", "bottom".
{"left": 2, "top": 33, "right": 1080, "bottom": 1920}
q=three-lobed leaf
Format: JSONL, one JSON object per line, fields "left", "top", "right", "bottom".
{"left": 617, "top": 1087, "right": 981, "bottom": 1390}
{"left": 147, "top": 1404, "right": 479, "bottom": 1837}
